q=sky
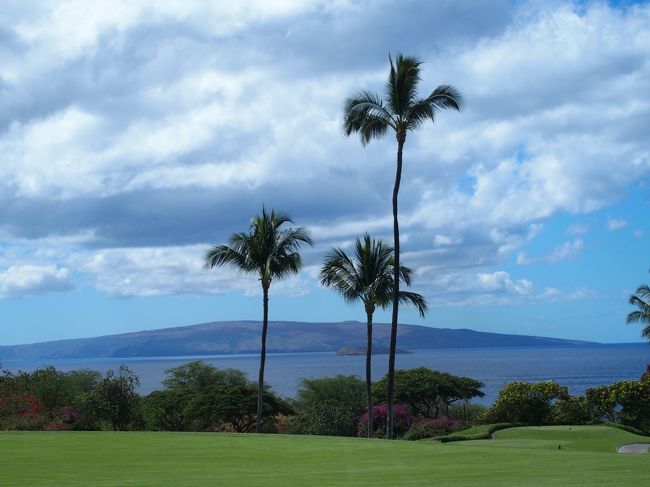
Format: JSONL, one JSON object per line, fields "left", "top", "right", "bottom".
{"left": 1, "top": 0, "right": 650, "bottom": 346}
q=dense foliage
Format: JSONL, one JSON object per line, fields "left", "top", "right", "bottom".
{"left": 74, "top": 366, "right": 140, "bottom": 431}
{"left": 2, "top": 364, "right": 647, "bottom": 436}
{"left": 478, "top": 377, "right": 650, "bottom": 433}
{"left": 585, "top": 376, "right": 650, "bottom": 431}
{"left": 293, "top": 375, "right": 366, "bottom": 416}
{"left": 478, "top": 381, "right": 570, "bottom": 425}
{"left": 142, "top": 361, "right": 291, "bottom": 432}
{"left": 373, "top": 367, "right": 484, "bottom": 418}
{"left": 287, "top": 376, "right": 366, "bottom": 436}
{"left": 357, "top": 404, "right": 415, "bottom": 438}
{"left": 0, "top": 366, "right": 100, "bottom": 430}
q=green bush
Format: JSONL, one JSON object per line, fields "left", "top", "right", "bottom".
{"left": 550, "top": 395, "right": 591, "bottom": 425}
{"left": 403, "top": 417, "right": 466, "bottom": 441}
{"left": 437, "top": 423, "right": 515, "bottom": 443}
{"left": 478, "top": 382, "right": 569, "bottom": 425}
{"left": 293, "top": 376, "right": 366, "bottom": 416}
{"left": 447, "top": 402, "right": 486, "bottom": 423}
{"left": 373, "top": 368, "right": 484, "bottom": 419}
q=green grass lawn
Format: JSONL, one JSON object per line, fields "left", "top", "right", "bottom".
{"left": 0, "top": 426, "right": 648, "bottom": 486}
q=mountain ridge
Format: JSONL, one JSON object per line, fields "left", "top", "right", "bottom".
{"left": 0, "top": 320, "right": 595, "bottom": 360}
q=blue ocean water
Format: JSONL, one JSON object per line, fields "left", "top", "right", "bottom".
{"left": 2, "top": 343, "right": 648, "bottom": 405}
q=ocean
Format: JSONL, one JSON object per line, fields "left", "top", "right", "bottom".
{"left": 2, "top": 343, "right": 648, "bottom": 405}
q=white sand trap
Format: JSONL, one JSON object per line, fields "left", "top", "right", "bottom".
{"left": 617, "top": 443, "right": 650, "bottom": 454}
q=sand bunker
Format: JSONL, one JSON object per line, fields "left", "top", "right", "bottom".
{"left": 617, "top": 443, "right": 650, "bottom": 454}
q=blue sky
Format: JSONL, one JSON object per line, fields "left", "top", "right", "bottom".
{"left": 1, "top": 0, "right": 650, "bottom": 345}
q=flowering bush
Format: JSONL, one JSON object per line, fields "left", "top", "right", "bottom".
{"left": 357, "top": 403, "right": 415, "bottom": 438}
{"left": 0, "top": 391, "right": 45, "bottom": 430}
{"left": 403, "top": 417, "right": 464, "bottom": 441}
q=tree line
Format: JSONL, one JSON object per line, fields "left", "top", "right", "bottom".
{"left": 2, "top": 363, "right": 648, "bottom": 437}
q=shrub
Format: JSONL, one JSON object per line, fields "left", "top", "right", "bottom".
{"left": 0, "top": 391, "right": 45, "bottom": 430}
{"left": 305, "top": 400, "right": 357, "bottom": 437}
{"left": 437, "top": 423, "right": 515, "bottom": 442}
{"left": 403, "top": 417, "right": 465, "bottom": 441}
{"left": 357, "top": 404, "right": 415, "bottom": 438}
{"left": 585, "top": 376, "right": 650, "bottom": 432}
{"left": 478, "top": 381, "right": 569, "bottom": 425}
{"left": 294, "top": 376, "right": 366, "bottom": 417}
{"left": 447, "top": 402, "right": 486, "bottom": 423}
{"left": 373, "top": 368, "right": 484, "bottom": 419}
{"left": 550, "top": 395, "right": 591, "bottom": 425}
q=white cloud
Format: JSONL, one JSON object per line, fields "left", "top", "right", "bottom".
{"left": 414, "top": 269, "right": 590, "bottom": 307}
{"left": 546, "top": 239, "right": 583, "bottom": 263}
{"left": 1, "top": 1, "right": 649, "bottom": 307}
{"left": 607, "top": 218, "right": 628, "bottom": 231}
{"left": 567, "top": 224, "right": 589, "bottom": 236}
{"left": 0, "top": 265, "right": 74, "bottom": 298}
{"left": 70, "top": 245, "right": 310, "bottom": 298}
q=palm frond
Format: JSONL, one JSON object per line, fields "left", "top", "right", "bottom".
{"left": 203, "top": 244, "right": 251, "bottom": 271}
{"left": 358, "top": 114, "right": 391, "bottom": 145}
{"left": 276, "top": 226, "right": 314, "bottom": 251}
{"left": 344, "top": 90, "right": 395, "bottom": 143}
{"left": 386, "top": 54, "right": 422, "bottom": 116}
{"left": 405, "top": 98, "right": 435, "bottom": 131}
{"left": 397, "top": 291, "right": 428, "bottom": 318}
{"left": 632, "top": 284, "right": 650, "bottom": 300}
{"left": 320, "top": 248, "right": 363, "bottom": 304}
{"left": 626, "top": 309, "right": 650, "bottom": 324}
{"left": 643, "top": 324, "right": 650, "bottom": 339}
{"left": 271, "top": 252, "right": 303, "bottom": 280}
{"left": 397, "top": 264, "right": 413, "bottom": 287}
{"left": 425, "top": 84, "right": 463, "bottom": 111}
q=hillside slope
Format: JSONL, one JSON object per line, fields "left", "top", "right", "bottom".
{"left": 0, "top": 320, "right": 592, "bottom": 360}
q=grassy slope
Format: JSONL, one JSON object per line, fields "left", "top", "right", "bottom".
{"left": 0, "top": 426, "right": 648, "bottom": 486}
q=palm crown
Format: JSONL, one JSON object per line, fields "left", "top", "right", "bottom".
{"left": 204, "top": 208, "right": 313, "bottom": 288}
{"left": 344, "top": 54, "right": 462, "bottom": 145}
{"left": 320, "top": 234, "right": 427, "bottom": 317}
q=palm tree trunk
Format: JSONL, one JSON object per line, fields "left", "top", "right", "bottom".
{"left": 366, "top": 311, "right": 374, "bottom": 438}
{"left": 387, "top": 134, "right": 405, "bottom": 440}
{"left": 256, "top": 284, "right": 269, "bottom": 433}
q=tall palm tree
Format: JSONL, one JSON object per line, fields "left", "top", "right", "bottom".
{"left": 320, "top": 234, "right": 427, "bottom": 438}
{"left": 343, "top": 54, "right": 462, "bottom": 438}
{"left": 204, "top": 208, "right": 313, "bottom": 433}
{"left": 627, "top": 281, "right": 650, "bottom": 342}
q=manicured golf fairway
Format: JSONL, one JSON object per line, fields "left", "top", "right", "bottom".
{"left": 0, "top": 426, "right": 648, "bottom": 486}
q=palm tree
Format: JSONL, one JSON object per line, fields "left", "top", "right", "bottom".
{"left": 204, "top": 208, "right": 313, "bottom": 433}
{"left": 626, "top": 280, "right": 650, "bottom": 342}
{"left": 343, "top": 54, "right": 462, "bottom": 438}
{"left": 320, "top": 234, "right": 427, "bottom": 438}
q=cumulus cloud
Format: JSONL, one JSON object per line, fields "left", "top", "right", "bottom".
{"left": 0, "top": 265, "right": 74, "bottom": 298}
{"left": 413, "top": 269, "right": 589, "bottom": 307}
{"left": 69, "top": 245, "right": 310, "bottom": 298}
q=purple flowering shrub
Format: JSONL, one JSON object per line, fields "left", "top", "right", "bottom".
{"left": 357, "top": 403, "right": 415, "bottom": 438}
